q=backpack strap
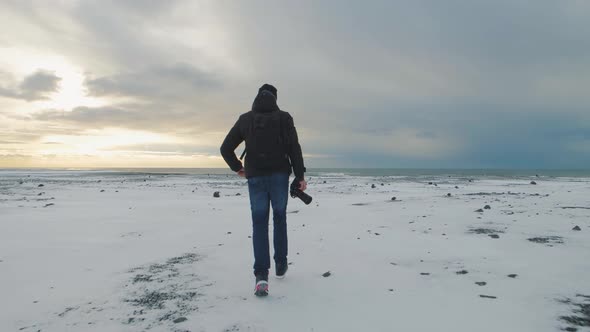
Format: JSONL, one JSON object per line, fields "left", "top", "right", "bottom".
{"left": 239, "top": 111, "right": 254, "bottom": 161}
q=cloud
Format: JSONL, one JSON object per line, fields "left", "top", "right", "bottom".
{"left": 0, "top": 140, "right": 26, "bottom": 144}
{"left": 107, "top": 142, "right": 220, "bottom": 157}
{"left": 0, "top": 70, "right": 61, "bottom": 101}
{"left": 32, "top": 102, "right": 229, "bottom": 138}
{"left": 85, "top": 63, "right": 221, "bottom": 99}
{"left": 35, "top": 106, "right": 143, "bottom": 127}
{"left": 0, "top": 131, "right": 40, "bottom": 143}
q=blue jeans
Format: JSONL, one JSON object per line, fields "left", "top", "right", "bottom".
{"left": 247, "top": 172, "right": 289, "bottom": 276}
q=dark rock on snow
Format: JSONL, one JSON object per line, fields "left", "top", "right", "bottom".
{"left": 573, "top": 226, "right": 582, "bottom": 231}
{"left": 479, "top": 295, "right": 497, "bottom": 299}
{"left": 213, "top": 191, "right": 220, "bottom": 198}
{"left": 173, "top": 317, "right": 188, "bottom": 323}
{"left": 322, "top": 271, "right": 331, "bottom": 277}
{"left": 475, "top": 209, "right": 484, "bottom": 213}
{"left": 475, "top": 282, "right": 487, "bottom": 286}
{"left": 484, "top": 205, "right": 491, "bottom": 209}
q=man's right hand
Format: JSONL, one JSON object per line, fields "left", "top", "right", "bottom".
{"left": 299, "top": 179, "right": 307, "bottom": 191}
{"left": 237, "top": 168, "right": 246, "bottom": 178}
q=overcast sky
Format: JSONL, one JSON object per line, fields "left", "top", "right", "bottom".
{"left": 1, "top": 0, "right": 589, "bottom": 168}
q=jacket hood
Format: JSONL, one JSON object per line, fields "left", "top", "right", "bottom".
{"left": 252, "top": 90, "right": 279, "bottom": 113}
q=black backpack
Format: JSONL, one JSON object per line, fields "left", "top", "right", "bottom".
{"left": 243, "top": 111, "right": 288, "bottom": 169}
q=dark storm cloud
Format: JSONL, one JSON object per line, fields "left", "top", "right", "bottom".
{"left": 301, "top": 100, "right": 590, "bottom": 168}
{"left": 212, "top": 0, "right": 590, "bottom": 106}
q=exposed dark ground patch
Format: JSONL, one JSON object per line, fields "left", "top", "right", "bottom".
{"left": 466, "top": 192, "right": 523, "bottom": 196}
{"left": 558, "top": 294, "right": 590, "bottom": 331}
{"left": 223, "top": 324, "right": 242, "bottom": 331}
{"left": 468, "top": 228, "right": 505, "bottom": 238}
{"left": 57, "top": 306, "right": 80, "bottom": 317}
{"left": 123, "top": 252, "right": 212, "bottom": 329}
{"left": 465, "top": 192, "right": 549, "bottom": 198}
{"left": 125, "top": 289, "right": 199, "bottom": 311}
{"left": 51, "top": 252, "right": 211, "bottom": 331}
{"left": 527, "top": 236, "right": 564, "bottom": 245}
{"left": 121, "top": 231, "right": 143, "bottom": 238}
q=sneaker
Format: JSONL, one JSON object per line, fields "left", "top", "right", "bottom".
{"left": 254, "top": 273, "right": 268, "bottom": 297}
{"left": 275, "top": 261, "right": 288, "bottom": 279}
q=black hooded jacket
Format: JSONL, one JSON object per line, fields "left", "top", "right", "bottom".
{"left": 220, "top": 91, "right": 306, "bottom": 180}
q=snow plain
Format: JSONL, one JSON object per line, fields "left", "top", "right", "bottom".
{"left": 1, "top": 170, "right": 589, "bottom": 332}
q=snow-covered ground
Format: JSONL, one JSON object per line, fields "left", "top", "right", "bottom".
{"left": 1, "top": 170, "right": 589, "bottom": 332}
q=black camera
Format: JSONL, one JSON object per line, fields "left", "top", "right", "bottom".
{"left": 290, "top": 179, "right": 312, "bottom": 205}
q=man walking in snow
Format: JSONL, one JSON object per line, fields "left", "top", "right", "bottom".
{"left": 220, "top": 84, "right": 307, "bottom": 296}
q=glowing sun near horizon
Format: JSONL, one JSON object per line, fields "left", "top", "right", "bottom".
{"left": 0, "top": 49, "right": 226, "bottom": 168}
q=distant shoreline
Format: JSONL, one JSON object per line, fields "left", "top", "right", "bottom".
{"left": 1, "top": 167, "right": 590, "bottom": 178}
